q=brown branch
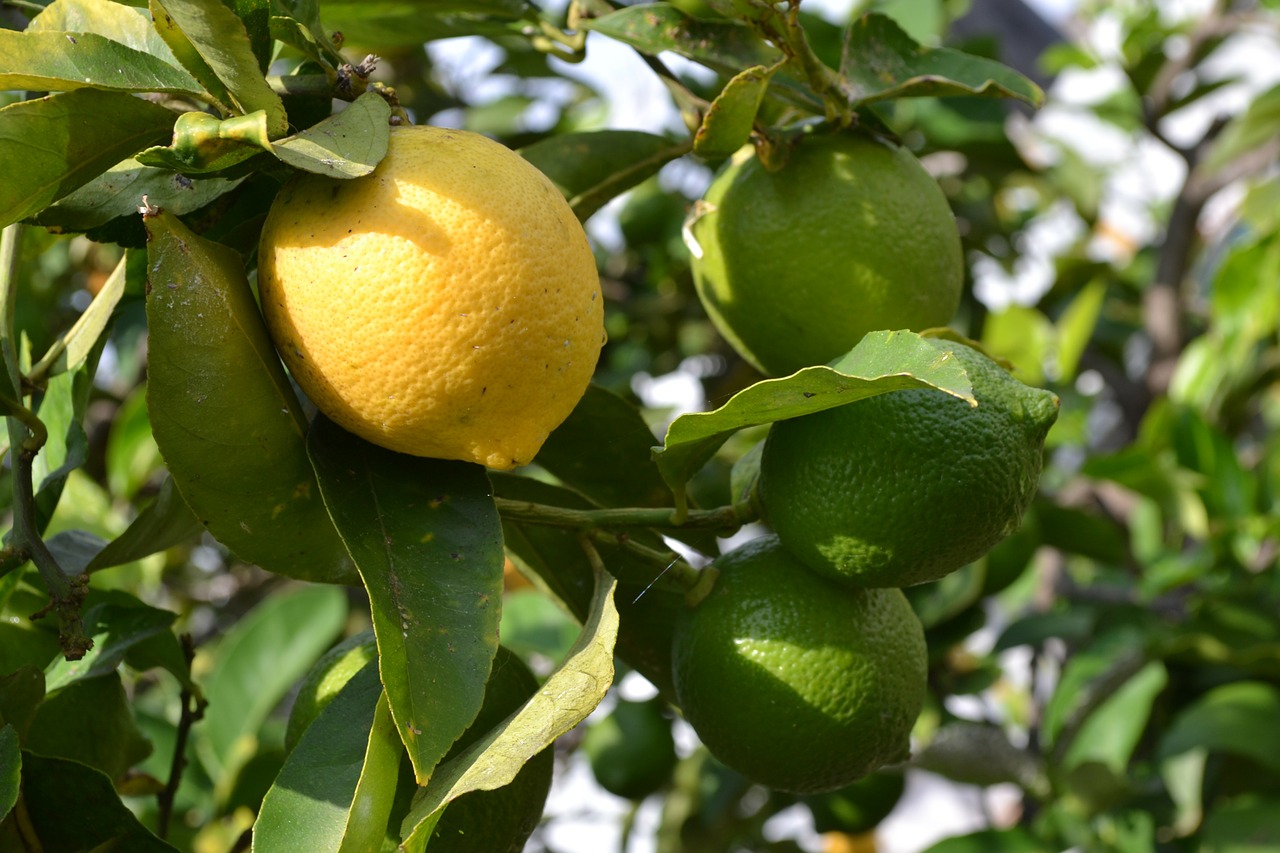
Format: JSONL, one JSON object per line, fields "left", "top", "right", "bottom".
{"left": 156, "top": 635, "right": 206, "bottom": 841}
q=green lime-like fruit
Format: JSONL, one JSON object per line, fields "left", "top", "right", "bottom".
{"left": 671, "top": 535, "right": 927, "bottom": 794}
{"left": 688, "top": 131, "right": 962, "bottom": 377}
{"left": 582, "top": 698, "right": 679, "bottom": 800}
{"left": 760, "top": 338, "right": 1059, "bottom": 589}
{"left": 430, "top": 646, "right": 554, "bottom": 853}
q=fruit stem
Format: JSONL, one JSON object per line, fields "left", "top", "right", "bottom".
{"left": 494, "top": 498, "right": 754, "bottom": 533}
{"left": 584, "top": 528, "right": 710, "bottom": 598}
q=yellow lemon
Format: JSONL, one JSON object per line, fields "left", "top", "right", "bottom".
{"left": 258, "top": 125, "right": 604, "bottom": 469}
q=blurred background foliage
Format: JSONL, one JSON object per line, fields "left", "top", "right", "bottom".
{"left": 2, "top": 0, "right": 1279, "bottom": 850}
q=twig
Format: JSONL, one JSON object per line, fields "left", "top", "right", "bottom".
{"left": 495, "top": 497, "right": 753, "bottom": 533}
{"left": 157, "top": 635, "right": 206, "bottom": 841}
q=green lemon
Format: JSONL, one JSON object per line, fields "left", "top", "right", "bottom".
{"left": 688, "top": 131, "right": 963, "bottom": 377}
{"left": 430, "top": 646, "right": 554, "bottom": 853}
{"left": 582, "top": 697, "right": 679, "bottom": 800}
{"left": 760, "top": 338, "right": 1059, "bottom": 588}
{"left": 671, "top": 535, "right": 927, "bottom": 794}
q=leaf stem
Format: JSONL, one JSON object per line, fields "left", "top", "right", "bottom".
{"left": 157, "top": 634, "right": 205, "bottom": 841}
{"left": 495, "top": 497, "right": 754, "bottom": 533}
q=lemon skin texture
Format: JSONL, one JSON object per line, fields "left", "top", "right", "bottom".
{"left": 689, "top": 132, "right": 962, "bottom": 377}
{"left": 258, "top": 125, "right": 604, "bottom": 469}
{"left": 672, "top": 535, "right": 927, "bottom": 794}
{"left": 760, "top": 339, "right": 1060, "bottom": 588}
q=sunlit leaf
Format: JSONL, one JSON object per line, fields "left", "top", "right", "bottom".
{"left": 840, "top": 14, "right": 1043, "bottom": 107}
{"left": 308, "top": 416, "right": 504, "bottom": 784}
{"left": 0, "top": 90, "right": 174, "bottom": 229}
{"left": 654, "top": 330, "right": 974, "bottom": 511}
{"left": 693, "top": 65, "right": 773, "bottom": 160}
{"left": 272, "top": 91, "right": 391, "bottom": 178}
{"left": 400, "top": 561, "right": 617, "bottom": 845}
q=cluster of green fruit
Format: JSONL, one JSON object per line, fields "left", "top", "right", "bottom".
{"left": 666, "top": 130, "right": 1060, "bottom": 795}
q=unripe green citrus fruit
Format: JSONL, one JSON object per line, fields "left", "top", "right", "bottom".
{"left": 582, "top": 697, "right": 679, "bottom": 800}
{"left": 258, "top": 125, "right": 604, "bottom": 469}
{"left": 688, "top": 132, "right": 962, "bottom": 377}
{"left": 671, "top": 535, "right": 927, "bottom": 794}
{"left": 760, "top": 338, "right": 1059, "bottom": 588}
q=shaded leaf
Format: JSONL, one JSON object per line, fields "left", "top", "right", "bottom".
{"left": 840, "top": 14, "right": 1043, "bottom": 107}
{"left": 254, "top": 663, "right": 401, "bottom": 853}
{"left": 144, "top": 207, "right": 357, "bottom": 584}
{"left": 0, "top": 31, "right": 203, "bottom": 95}
{"left": 0, "top": 667, "right": 45, "bottom": 742}
{"left": 319, "top": 1, "right": 530, "bottom": 48}
{"left": 921, "top": 828, "right": 1049, "bottom": 853}
{"left": 0, "top": 726, "right": 17, "bottom": 820}
{"left": 915, "top": 722, "right": 1045, "bottom": 790}
{"left": 655, "top": 330, "right": 975, "bottom": 510}
{"left": 520, "top": 130, "right": 687, "bottom": 221}
{"left": 150, "top": 0, "right": 287, "bottom": 136}
{"left": 25, "top": 672, "right": 152, "bottom": 781}
{"left": 43, "top": 592, "right": 178, "bottom": 690}
{"left": 86, "top": 475, "right": 203, "bottom": 573}
{"left": 400, "top": 560, "right": 617, "bottom": 844}
{"left": 196, "top": 584, "right": 347, "bottom": 780}
{"left": 20, "top": 751, "right": 178, "bottom": 851}
{"left": 1157, "top": 681, "right": 1280, "bottom": 776}
{"left": 1043, "top": 628, "right": 1148, "bottom": 745}
{"left": 308, "top": 417, "right": 504, "bottom": 784}
{"left": 34, "top": 158, "right": 245, "bottom": 232}
{"left": 693, "top": 65, "right": 773, "bottom": 160}
{"left": 0, "top": 89, "right": 174, "bottom": 229}
{"left": 535, "top": 384, "right": 669, "bottom": 509}
{"left": 1200, "top": 795, "right": 1280, "bottom": 852}
{"left": 272, "top": 91, "right": 391, "bottom": 178}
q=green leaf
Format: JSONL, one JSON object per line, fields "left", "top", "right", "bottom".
{"left": 0, "top": 667, "right": 45, "bottom": 742}
{"left": 1157, "top": 681, "right": 1280, "bottom": 776}
{"left": 149, "top": 0, "right": 287, "bottom": 136}
{"left": 981, "top": 304, "right": 1053, "bottom": 387}
{"left": 492, "top": 473, "right": 682, "bottom": 700}
{"left": 319, "top": 1, "right": 531, "bottom": 48}
{"left": 400, "top": 559, "right": 617, "bottom": 844}
{"left": 1200, "top": 795, "right": 1280, "bottom": 852}
{"left": 254, "top": 663, "right": 402, "bottom": 853}
{"left": 103, "top": 384, "right": 164, "bottom": 500}
{"left": 225, "top": 0, "right": 272, "bottom": 72}
{"left": 693, "top": 65, "right": 773, "bottom": 160}
{"left": 582, "top": 5, "right": 819, "bottom": 111}
{"left": 0, "top": 726, "right": 17, "bottom": 820}
{"left": 25, "top": 672, "right": 153, "bottom": 781}
{"left": 1042, "top": 628, "right": 1148, "bottom": 745}
{"left": 654, "top": 330, "right": 975, "bottom": 510}
{"left": 32, "top": 348, "right": 99, "bottom": 530}
{"left": 1055, "top": 279, "right": 1107, "bottom": 382}
{"left": 308, "top": 416, "right": 505, "bottom": 784}
{"left": 33, "top": 158, "right": 245, "bottom": 233}
{"left": 272, "top": 91, "right": 391, "bottom": 178}
{"left": 29, "top": 255, "right": 125, "bottom": 384}
{"left": 136, "top": 109, "right": 271, "bottom": 175}
{"left": 840, "top": 14, "right": 1043, "bottom": 107}
{"left": 43, "top": 593, "right": 177, "bottom": 690}
{"left": 0, "top": 89, "right": 174, "bottom": 229}
{"left": 19, "top": 751, "right": 179, "bottom": 851}
{"left": 1203, "top": 83, "right": 1280, "bottom": 176}
{"left": 143, "top": 207, "right": 357, "bottom": 584}
{"left": 196, "top": 584, "right": 347, "bottom": 783}
{"left": 0, "top": 31, "right": 204, "bottom": 95}
{"left": 535, "top": 384, "right": 669, "bottom": 509}
{"left": 1062, "top": 661, "right": 1167, "bottom": 772}
{"left": 921, "top": 828, "right": 1049, "bottom": 853}
{"left": 520, "top": 130, "right": 688, "bottom": 221}
{"left": 914, "top": 722, "right": 1045, "bottom": 790}
{"left": 29, "top": 0, "right": 181, "bottom": 62}
{"left": 86, "top": 475, "right": 203, "bottom": 572}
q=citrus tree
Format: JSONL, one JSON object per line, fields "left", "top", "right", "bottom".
{"left": 0, "top": 0, "right": 1278, "bottom": 852}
